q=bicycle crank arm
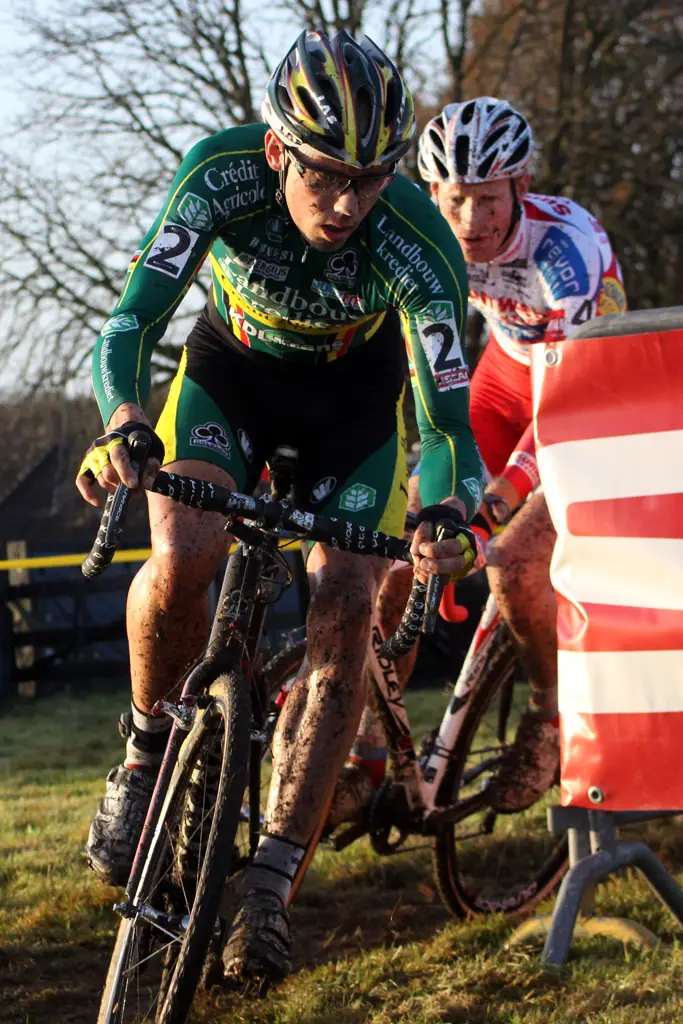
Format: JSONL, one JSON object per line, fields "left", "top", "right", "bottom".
{"left": 326, "top": 820, "right": 368, "bottom": 852}
{"left": 424, "top": 790, "right": 490, "bottom": 830}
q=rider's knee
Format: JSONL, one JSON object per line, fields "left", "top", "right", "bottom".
{"left": 486, "top": 527, "right": 526, "bottom": 575}
{"left": 308, "top": 564, "right": 375, "bottom": 635}
{"left": 145, "top": 538, "right": 224, "bottom": 600}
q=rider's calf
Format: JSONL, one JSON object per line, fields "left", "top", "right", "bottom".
{"left": 265, "top": 553, "right": 385, "bottom": 843}
{"left": 485, "top": 493, "right": 558, "bottom": 709}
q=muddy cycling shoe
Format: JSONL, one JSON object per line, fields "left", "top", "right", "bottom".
{"left": 86, "top": 765, "right": 157, "bottom": 886}
{"left": 325, "top": 763, "right": 377, "bottom": 832}
{"left": 486, "top": 710, "right": 560, "bottom": 814}
{"left": 222, "top": 889, "right": 291, "bottom": 990}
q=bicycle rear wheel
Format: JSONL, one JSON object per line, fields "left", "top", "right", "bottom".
{"left": 97, "top": 671, "right": 250, "bottom": 1024}
{"left": 432, "top": 624, "right": 568, "bottom": 918}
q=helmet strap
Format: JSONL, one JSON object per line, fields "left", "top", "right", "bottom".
{"left": 500, "top": 177, "right": 522, "bottom": 247}
{"left": 275, "top": 152, "right": 289, "bottom": 211}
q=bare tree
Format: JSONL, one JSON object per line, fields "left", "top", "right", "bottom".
{"left": 1, "top": 0, "right": 475, "bottom": 392}
{"left": 3, "top": 0, "right": 681, "bottom": 398}
{"left": 464, "top": 0, "right": 683, "bottom": 309}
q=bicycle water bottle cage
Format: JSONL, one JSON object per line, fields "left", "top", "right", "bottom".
{"left": 267, "top": 444, "right": 299, "bottom": 504}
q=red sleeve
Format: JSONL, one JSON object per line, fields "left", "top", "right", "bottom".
{"left": 500, "top": 422, "right": 540, "bottom": 500}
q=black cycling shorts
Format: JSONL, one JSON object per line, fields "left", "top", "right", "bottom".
{"left": 155, "top": 306, "right": 409, "bottom": 535}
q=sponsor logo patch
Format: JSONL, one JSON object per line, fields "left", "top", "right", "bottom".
{"left": 311, "top": 278, "right": 366, "bottom": 312}
{"left": 416, "top": 301, "right": 468, "bottom": 391}
{"left": 597, "top": 276, "right": 627, "bottom": 315}
{"left": 233, "top": 252, "right": 289, "bottom": 283}
{"left": 144, "top": 222, "right": 199, "bottom": 279}
{"left": 339, "top": 483, "right": 376, "bottom": 512}
{"left": 102, "top": 313, "right": 139, "bottom": 336}
{"left": 266, "top": 215, "right": 288, "bottom": 244}
{"left": 190, "top": 422, "right": 232, "bottom": 458}
{"left": 534, "top": 227, "right": 589, "bottom": 300}
{"left": 310, "top": 476, "right": 337, "bottom": 503}
{"left": 177, "top": 192, "right": 213, "bottom": 231}
{"left": 462, "top": 476, "right": 484, "bottom": 506}
{"left": 325, "top": 248, "right": 358, "bottom": 287}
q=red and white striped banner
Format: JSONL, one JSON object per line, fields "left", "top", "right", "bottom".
{"left": 533, "top": 328, "right": 683, "bottom": 809}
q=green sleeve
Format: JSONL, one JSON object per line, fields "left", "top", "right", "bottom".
{"left": 91, "top": 126, "right": 266, "bottom": 424}
{"left": 384, "top": 189, "right": 484, "bottom": 519}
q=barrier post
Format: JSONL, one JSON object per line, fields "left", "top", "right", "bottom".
{"left": 506, "top": 308, "right": 683, "bottom": 966}
{"left": 7, "top": 540, "right": 35, "bottom": 697}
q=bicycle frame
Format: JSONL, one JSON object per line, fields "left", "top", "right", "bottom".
{"left": 366, "top": 587, "right": 502, "bottom": 821}
{"left": 124, "top": 538, "right": 274, "bottom": 903}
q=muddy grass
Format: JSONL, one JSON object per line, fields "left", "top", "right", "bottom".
{"left": 2, "top": 690, "right": 683, "bottom": 1023}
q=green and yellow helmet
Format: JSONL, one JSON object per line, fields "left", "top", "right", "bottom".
{"left": 262, "top": 29, "right": 415, "bottom": 170}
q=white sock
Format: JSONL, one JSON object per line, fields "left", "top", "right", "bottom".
{"left": 244, "top": 834, "right": 306, "bottom": 906}
{"left": 124, "top": 702, "right": 171, "bottom": 770}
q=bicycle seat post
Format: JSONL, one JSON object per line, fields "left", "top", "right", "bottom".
{"left": 267, "top": 445, "right": 299, "bottom": 504}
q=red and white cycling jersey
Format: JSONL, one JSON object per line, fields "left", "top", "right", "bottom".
{"left": 468, "top": 194, "right": 625, "bottom": 366}
{"left": 467, "top": 193, "right": 626, "bottom": 499}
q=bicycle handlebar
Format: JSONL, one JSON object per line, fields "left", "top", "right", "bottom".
{"left": 377, "top": 520, "right": 453, "bottom": 661}
{"left": 81, "top": 469, "right": 456, "bottom": 650}
{"left": 82, "top": 432, "right": 151, "bottom": 579}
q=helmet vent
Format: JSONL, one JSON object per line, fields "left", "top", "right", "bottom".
{"left": 277, "top": 83, "right": 294, "bottom": 116}
{"left": 343, "top": 43, "right": 358, "bottom": 66}
{"left": 460, "top": 101, "right": 476, "bottom": 125}
{"left": 513, "top": 117, "right": 526, "bottom": 139}
{"left": 384, "top": 78, "right": 398, "bottom": 126}
{"left": 297, "top": 86, "right": 320, "bottom": 122}
{"left": 433, "top": 152, "right": 448, "bottom": 179}
{"left": 490, "top": 108, "right": 510, "bottom": 127}
{"left": 320, "top": 79, "right": 341, "bottom": 120}
{"left": 455, "top": 134, "right": 470, "bottom": 177}
{"left": 428, "top": 125, "right": 445, "bottom": 156}
{"left": 477, "top": 151, "right": 497, "bottom": 179}
{"left": 356, "top": 86, "right": 373, "bottom": 138}
{"left": 482, "top": 124, "right": 508, "bottom": 153}
{"left": 502, "top": 136, "right": 530, "bottom": 170}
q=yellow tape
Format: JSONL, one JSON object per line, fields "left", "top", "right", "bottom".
{"left": 0, "top": 540, "right": 302, "bottom": 572}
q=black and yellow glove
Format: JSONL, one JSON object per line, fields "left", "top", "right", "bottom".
{"left": 415, "top": 504, "right": 477, "bottom": 580}
{"left": 79, "top": 421, "right": 164, "bottom": 483}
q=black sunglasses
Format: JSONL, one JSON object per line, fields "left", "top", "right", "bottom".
{"left": 285, "top": 148, "right": 396, "bottom": 198}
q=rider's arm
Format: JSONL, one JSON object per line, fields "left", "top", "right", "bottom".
{"left": 489, "top": 421, "right": 539, "bottom": 510}
{"left": 91, "top": 126, "right": 263, "bottom": 427}
{"left": 402, "top": 299, "right": 484, "bottom": 521}
{"left": 537, "top": 220, "right": 627, "bottom": 344}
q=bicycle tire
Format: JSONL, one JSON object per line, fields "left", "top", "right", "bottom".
{"left": 97, "top": 671, "right": 250, "bottom": 1024}
{"left": 432, "top": 622, "right": 568, "bottom": 918}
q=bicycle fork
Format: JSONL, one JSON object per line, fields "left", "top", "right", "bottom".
{"left": 419, "top": 592, "right": 501, "bottom": 812}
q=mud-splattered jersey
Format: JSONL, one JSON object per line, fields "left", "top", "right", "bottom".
{"left": 92, "top": 123, "right": 485, "bottom": 514}
{"left": 467, "top": 194, "right": 626, "bottom": 365}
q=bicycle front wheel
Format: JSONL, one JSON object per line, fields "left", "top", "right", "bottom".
{"left": 97, "top": 671, "right": 250, "bottom": 1024}
{"left": 432, "top": 624, "right": 568, "bottom": 918}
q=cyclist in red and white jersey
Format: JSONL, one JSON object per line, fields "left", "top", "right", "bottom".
{"left": 332, "top": 98, "right": 626, "bottom": 822}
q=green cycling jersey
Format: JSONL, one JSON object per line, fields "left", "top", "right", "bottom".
{"left": 92, "top": 123, "right": 484, "bottom": 515}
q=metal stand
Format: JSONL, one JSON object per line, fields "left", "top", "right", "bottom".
{"left": 507, "top": 807, "right": 683, "bottom": 969}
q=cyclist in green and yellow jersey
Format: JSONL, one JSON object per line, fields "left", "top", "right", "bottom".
{"left": 77, "top": 29, "right": 484, "bottom": 987}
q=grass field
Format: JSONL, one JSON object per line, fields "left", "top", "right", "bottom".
{"left": 2, "top": 688, "right": 683, "bottom": 1023}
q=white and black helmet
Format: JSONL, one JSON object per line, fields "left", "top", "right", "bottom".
{"left": 418, "top": 97, "right": 533, "bottom": 184}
